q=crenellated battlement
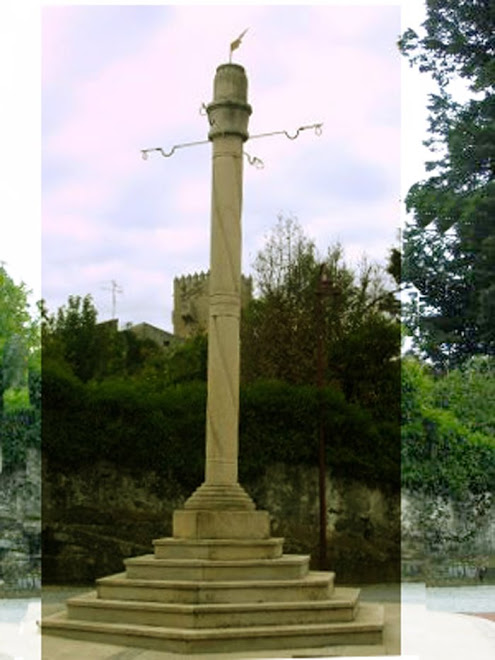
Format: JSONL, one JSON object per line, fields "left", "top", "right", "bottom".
{"left": 172, "top": 271, "right": 252, "bottom": 338}
{"left": 174, "top": 271, "right": 210, "bottom": 287}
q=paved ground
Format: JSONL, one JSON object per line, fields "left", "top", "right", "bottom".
{"left": 2, "top": 583, "right": 494, "bottom": 659}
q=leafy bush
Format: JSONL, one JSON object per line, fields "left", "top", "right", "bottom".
{"left": 1, "top": 408, "right": 40, "bottom": 469}
{"left": 402, "top": 357, "right": 495, "bottom": 497}
{"left": 42, "top": 369, "right": 400, "bottom": 490}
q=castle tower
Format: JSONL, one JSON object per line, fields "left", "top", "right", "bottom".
{"left": 173, "top": 271, "right": 252, "bottom": 339}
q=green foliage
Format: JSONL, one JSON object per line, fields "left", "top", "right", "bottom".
{"left": 42, "top": 360, "right": 207, "bottom": 491}
{"left": 1, "top": 408, "right": 40, "bottom": 469}
{"left": 433, "top": 355, "right": 495, "bottom": 430}
{"left": 398, "top": 1, "right": 495, "bottom": 90}
{"left": 42, "top": 366, "right": 400, "bottom": 491}
{"left": 3, "top": 387, "right": 30, "bottom": 411}
{"left": 401, "top": 357, "right": 495, "bottom": 497}
{"left": 41, "top": 296, "right": 184, "bottom": 385}
{"left": 41, "top": 295, "right": 127, "bottom": 382}
{"left": 0, "top": 266, "right": 36, "bottom": 355}
{"left": 0, "top": 265, "right": 40, "bottom": 467}
{"left": 242, "top": 215, "right": 401, "bottom": 424}
{"left": 400, "top": 1, "right": 495, "bottom": 367}
{"left": 28, "top": 367, "right": 41, "bottom": 410}
{"left": 0, "top": 266, "right": 39, "bottom": 407}
{"left": 163, "top": 333, "right": 207, "bottom": 385}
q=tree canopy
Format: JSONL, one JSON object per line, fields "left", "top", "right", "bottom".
{"left": 0, "top": 265, "right": 40, "bottom": 467}
{"left": 400, "top": 0, "right": 495, "bottom": 368}
{"left": 241, "top": 215, "right": 401, "bottom": 422}
{"left": 0, "top": 266, "right": 39, "bottom": 406}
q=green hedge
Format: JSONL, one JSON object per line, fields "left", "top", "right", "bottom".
{"left": 42, "top": 366, "right": 400, "bottom": 490}
{"left": 402, "top": 405, "right": 495, "bottom": 497}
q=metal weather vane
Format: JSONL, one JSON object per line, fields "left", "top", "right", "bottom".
{"left": 229, "top": 28, "right": 249, "bottom": 63}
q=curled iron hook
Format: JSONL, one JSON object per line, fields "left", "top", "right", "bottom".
{"left": 248, "top": 122, "right": 323, "bottom": 143}
{"left": 244, "top": 151, "right": 264, "bottom": 169}
{"left": 284, "top": 123, "right": 324, "bottom": 140}
{"left": 141, "top": 139, "right": 209, "bottom": 160}
{"left": 141, "top": 146, "right": 177, "bottom": 159}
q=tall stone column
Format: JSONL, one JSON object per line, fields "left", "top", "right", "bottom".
{"left": 204, "top": 66, "right": 249, "bottom": 489}
{"left": 173, "top": 64, "right": 270, "bottom": 539}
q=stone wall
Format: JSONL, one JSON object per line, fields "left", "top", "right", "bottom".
{"left": 9, "top": 454, "right": 491, "bottom": 588}
{"left": 0, "top": 448, "right": 41, "bottom": 594}
{"left": 42, "top": 460, "right": 401, "bottom": 585}
{"left": 401, "top": 489, "right": 494, "bottom": 584}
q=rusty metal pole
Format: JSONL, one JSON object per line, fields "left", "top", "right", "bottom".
{"left": 316, "top": 264, "right": 328, "bottom": 570}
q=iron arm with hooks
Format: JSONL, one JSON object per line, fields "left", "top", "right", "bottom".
{"left": 141, "top": 122, "right": 323, "bottom": 165}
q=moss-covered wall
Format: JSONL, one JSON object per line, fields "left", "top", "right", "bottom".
{"left": 42, "top": 459, "right": 401, "bottom": 585}
{"left": 0, "top": 448, "right": 41, "bottom": 594}
{"left": 401, "top": 489, "right": 494, "bottom": 584}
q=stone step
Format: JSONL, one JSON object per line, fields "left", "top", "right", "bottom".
{"left": 96, "top": 570, "right": 335, "bottom": 604}
{"left": 42, "top": 602, "right": 383, "bottom": 654}
{"left": 66, "top": 587, "right": 359, "bottom": 628}
{"left": 153, "top": 536, "right": 284, "bottom": 560}
{"left": 124, "top": 553, "right": 309, "bottom": 581}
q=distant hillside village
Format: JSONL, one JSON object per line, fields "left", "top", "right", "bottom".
{"left": 110, "top": 271, "right": 252, "bottom": 347}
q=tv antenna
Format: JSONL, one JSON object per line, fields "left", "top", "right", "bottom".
{"left": 101, "top": 280, "right": 123, "bottom": 319}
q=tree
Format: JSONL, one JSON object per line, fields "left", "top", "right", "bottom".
{"left": 241, "top": 215, "right": 322, "bottom": 384}
{"left": 400, "top": 0, "right": 495, "bottom": 367}
{"left": 241, "top": 215, "right": 401, "bottom": 421}
{"left": 433, "top": 354, "right": 495, "bottom": 436}
{"left": 0, "top": 265, "right": 39, "bottom": 410}
{"left": 0, "top": 266, "right": 40, "bottom": 468}
{"left": 41, "top": 295, "right": 128, "bottom": 382}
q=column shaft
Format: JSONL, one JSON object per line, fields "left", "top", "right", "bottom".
{"left": 205, "top": 136, "right": 244, "bottom": 485}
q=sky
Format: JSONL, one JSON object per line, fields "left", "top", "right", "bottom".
{"left": 1, "top": 1, "right": 434, "bottom": 332}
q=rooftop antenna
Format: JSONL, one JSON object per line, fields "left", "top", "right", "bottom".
{"left": 101, "top": 280, "right": 123, "bottom": 319}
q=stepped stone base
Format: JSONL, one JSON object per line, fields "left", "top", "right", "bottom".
{"left": 153, "top": 536, "right": 283, "bottom": 560}
{"left": 43, "top": 601, "right": 384, "bottom": 654}
{"left": 42, "top": 530, "right": 385, "bottom": 654}
{"left": 174, "top": 508, "right": 270, "bottom": 539}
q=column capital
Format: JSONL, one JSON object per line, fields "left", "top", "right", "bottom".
{"left": 207, "top": 63, "right": 252, "bottom": 141}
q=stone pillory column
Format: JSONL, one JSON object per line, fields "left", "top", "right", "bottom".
{"left": 173, "top": 64, "right": 270, "bottom": 539}
{"left": 204, "top": 64, "right": 250, "bottom": 489}
{"left": 41, "top": 59, "right": 385, "bottom": 656}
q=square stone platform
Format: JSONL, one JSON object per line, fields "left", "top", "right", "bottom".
{"left": 42, "top": 529, "right": 385, "bottom": 655}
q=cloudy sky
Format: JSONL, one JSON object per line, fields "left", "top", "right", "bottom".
{"left": 2, "top": 1, "right": 432, "bottom": 332}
